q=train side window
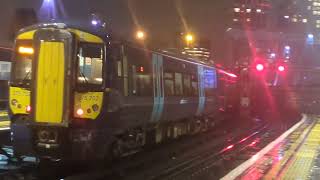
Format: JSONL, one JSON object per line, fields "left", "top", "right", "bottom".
{"left": 132, "top": 65, "right": 152, "bottom": 96}
{"left": 183, "top": 74, "right": 191, "bottom": 96}
{"left": 175, "top": 73, "right": 183, "bottom": 96}
{"left": 77, "top": 43, "right": 104, "bottom": 86}
{"left": 191, "top": 75, "right": 198, "bottom": 96}
{"left": 164, "top": 72, "right": 174, "bottom": 96}
{"left": 204, "top": 68, "right": 217, "bottom": 96}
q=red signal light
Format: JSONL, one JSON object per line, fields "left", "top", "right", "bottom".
{"left": 140, "top": 66, "right": 144, "bottom": 72}
{"left": 278, "top": 65, "right": 285, "bottom": 72}
{"left": 256, "top": 64, "right": 264, "bottom": 71}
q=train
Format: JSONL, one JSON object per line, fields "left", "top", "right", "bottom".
{"left": 0, "top": 48, "right": 12, "bottom": 109}
{"left": 9, "top": 23, "right": 241, "bottom": 161}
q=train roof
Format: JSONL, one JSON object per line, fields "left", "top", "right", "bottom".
{"left": 16, "top": 22, "right": 110, "bottom": 44}
{"left": 16, "top": 23, "right": 224, "bottom": 70}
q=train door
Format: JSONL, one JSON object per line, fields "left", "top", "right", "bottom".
{"left": 32, "top": 29, "right": 72, "bottom": 125}
{"left": 151, "top": 54, "right": 164, "bottom": 122}
{"left": 196, "top": 66, "right": 205, "bottom": 116}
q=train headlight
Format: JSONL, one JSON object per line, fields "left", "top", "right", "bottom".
{"left": 76, "top": 108, "right": 84, "bottom": 116}
{"left": 26, "top": 105, "right": 31, "bottom": 113}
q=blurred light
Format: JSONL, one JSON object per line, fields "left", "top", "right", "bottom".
{"left": 285, "top": 46, "right": 291, "bottom": 50}
{"left": 278, "top": 65, "right": 285, "bottom": 72}
{"left": 234, "top": 8, "right": 240, "bottom": 12}
{"left": 226, "top": 145, "right": 234, "bottom": 150}
{"left": 91, "top": 20, "right": 98, "bottom": 26}
{"left": 284, "top": 15, "right": 289, "bottom": 19}
{"left": 246, "top": 8, "right": 251, "bottom": 13}
{"left": 26, "top": 105, "right": 31, "bottom": 113}
{"left": 308, "top": 34, "right": 314, "bottom": 39}
{"left": 270, "top": 53, "right": 276, "bottom": 58}
{"left": 139, "top": 66, "right": 144, "bottom": 72}
{"left": 219, "top": 70, "right": 238, "bottom": 78}
{"left": 256, "top": 9, "right": 262, "bottom": 13}
{"left": 185, "top": 34, "right": 194, "bottom": 43}
{"left": 18, "top": 47, "right": 34, "bottom": 55}
{"left": 256, "top": 64, "right": 264, "bottom": 71}
{"left": 76, "top": 108, "right": 84, "bottom": 116}
{"left": 302, "top": 19, "right": 308, "bottom": 23}
{"left": 136, "top": 30, "right": 146, "bottom": 40}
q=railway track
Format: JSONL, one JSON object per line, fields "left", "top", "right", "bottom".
{"left": 148, "top": 125, "right": 270, "bottom": 180}
{"left": 0, "top": 118, "right": 296, "bottom": 180}
{"left": 65, "top": 121, "right": 272, "bottom": 180}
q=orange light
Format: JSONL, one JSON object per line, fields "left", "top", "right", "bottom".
{"left": 136, "top": 30, "right": 145, "bottom": 40}
{"left": 256, "top": 64, "right": 264, "bottom": 71}
{"left": 278, "top": 65, "right": 285, "bottom": 72}
{"left": 18, "top": 46, "right": 34, "bottom": 55}
{"left": 76, "top": 108, "right": 84, "bottom": 116}
{"left": 26, "top": 105, "right": 31, "bottom": 113}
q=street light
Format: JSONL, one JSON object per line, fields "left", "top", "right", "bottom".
{"left": 185, "top": 33, "right": 194, "bottom": 46}
{"left": 136, "top": 30, "right": 146, "bottom": 40}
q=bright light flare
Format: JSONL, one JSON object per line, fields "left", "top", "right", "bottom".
{"left": 91, "top": 20, "right": 98, "bottom": 26}
{"left": 278, "top": 65, "right": 285, "bottom": 72}
{"left": 219, "top": 70, "right": 238, "bottom": 78}
{"left": 185, "top": 34, "right": 194, "bottom": 42}
{"left": 256, "top": 64, "right": 264, "bottom": 71}
{"left": 226, "top": 145, "right": 234, "bottom": 150}
{"left": 26, "top": 105, "right": 31, "bottom": 113}
{"left": 18, "top": 47, "right": 34, "bottom": 55}
{"left": 76, "top": 108, "right": 84, "bottom": 116}
{"left": 136, "top": 30, "right": 146, "bottom": 40}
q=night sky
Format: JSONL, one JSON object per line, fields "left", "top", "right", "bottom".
{"left": 0, "top": 0, "right": 232, "bottom": 50}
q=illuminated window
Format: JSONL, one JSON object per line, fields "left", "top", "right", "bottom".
{"left": 183, "top": 74, "right": 191, "bottom": 95}
{"left": 77, "top": 43, "right": 104, "bottom": 85}
{"left": 234, "top": 7, "right": 240, "bottom": 12}
{"left": 174, "top": 73, "right": 183, "bottom": 96}
{"left": 164, "top": 73, "right": 174, "bottom": 96}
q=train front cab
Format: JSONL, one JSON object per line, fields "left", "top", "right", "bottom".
{"left": 9, "top": 24, "right": 106, "bottom": 160}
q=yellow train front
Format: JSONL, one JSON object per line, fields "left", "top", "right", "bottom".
{"left": 10, "top": 23, "right": 106, "bottom": 160}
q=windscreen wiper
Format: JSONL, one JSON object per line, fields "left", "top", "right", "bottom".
{"left": 79, "top": 70, "right": 89, "bottom": 85}
{"left": 19, "top": 71, "right": 31, "bottom": 85}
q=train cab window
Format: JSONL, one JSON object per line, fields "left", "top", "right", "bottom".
{"left": 183, "top": 74, "right": 191, "bottom": 96}
{"left": 164, "top": 72, "right": 174, "bottom": 96}
{"left": 12, "top": 42, "right": 33, "bottom": 86}
{"left": 175, "top": 73, "right": 183, "bottom": 96}
{"left": 77, "top": 43, "right": 104, "bottom": 86}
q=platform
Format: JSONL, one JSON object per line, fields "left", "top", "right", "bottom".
{"left": 0, "top": 111, "right": 9, "bottom": 131}
{"left": 222, "top": 114, "right": 320, "bottom": 180}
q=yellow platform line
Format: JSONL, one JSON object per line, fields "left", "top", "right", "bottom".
{"left": 279, "top": 121, "right": 320, "bottom": 179}
{"left": 263, "top": 119, "right": 316, "bottom": 179}
{"left": 221, "top": 114, "right": 308, "bottom": 180}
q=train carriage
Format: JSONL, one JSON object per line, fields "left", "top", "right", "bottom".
{"left": 9, "top": 23, "right": 238, "bottom": 161}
